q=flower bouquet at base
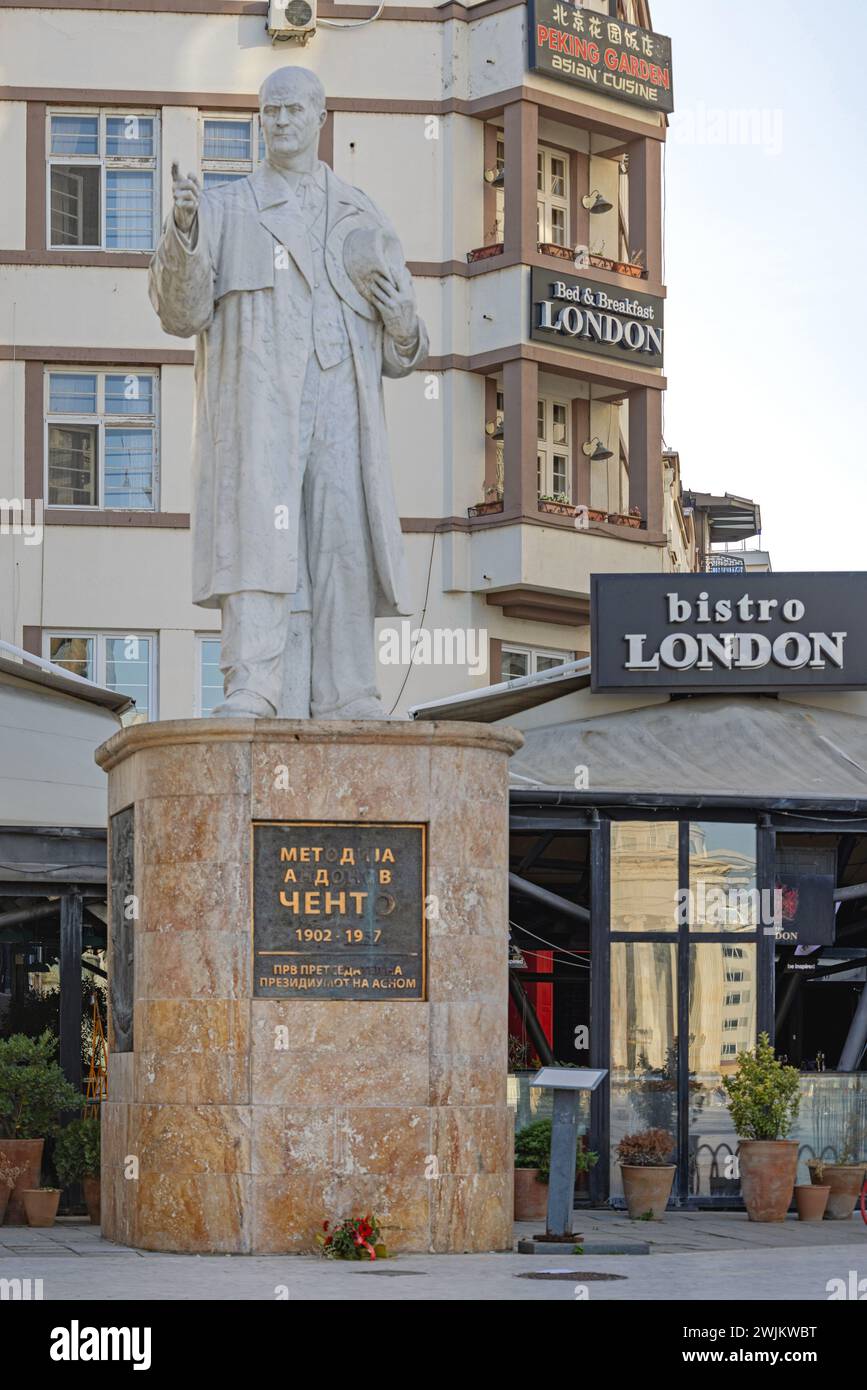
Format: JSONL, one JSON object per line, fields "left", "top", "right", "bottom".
{"left": 316, "top": 1214, "right": 388, "bottom": 1260}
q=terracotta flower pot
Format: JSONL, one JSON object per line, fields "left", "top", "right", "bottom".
{"left": 620, "top": 1164, "right": 675, "bottom": 1219}
{"left": 22, "top": 1188, "right": 61, "bottom": 1228}
{"left": 809, "top": 1163, "right": 867, "bottom": 1220}
{"left": 82, "top": 1175, "right": 101, "bottom": 1225}
{"left": 1, "top": 1139, "right": 44, "bottom": 1225}
{"left": 795, "top": 1184, "right": 829, "bottom": 1222}
{"left": 514, "top": 1167, "right": 548, "bottom": 1221}
{"left": 738, "top": 1141, "right": 798, "bottom": 1221}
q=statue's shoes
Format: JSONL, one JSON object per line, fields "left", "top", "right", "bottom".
{"left": 327, "top": 696, "right": 389, "bottom": 720}
{"left": 212, "top": 690, "right": 276, "bottom": 718}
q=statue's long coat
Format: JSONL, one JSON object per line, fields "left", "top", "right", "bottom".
{"left": 148, "top": 160, "right": 427, "bottom": 614}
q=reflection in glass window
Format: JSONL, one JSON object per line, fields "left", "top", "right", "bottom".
{"left": 105, "top": 636, "right": 151, "bottom": 720}
{"left": 46, "top": 632, "right": 155, "bottom": 723}
{"left": 689, "top": 822, "right": 758, "bottom": 932}
{"left": 199, "top": 638, "right": 222, "bottom": 716}
{"left": 46, "top": 368, "right": 157, "bottom": 509}
{"left": 689, "top": 942, "right": 757, "bottom": 1198}
{"left": 611, "top": 821, "right": 679, "bottom": 933}
{"left": 49, "top": 634, "right": 94, "bottom": 681}
{"left": 48, "top": 111, "right": 158, "bottom": 250}
{"left": 610, "top": 940, "right": 678, "bottom": 1199}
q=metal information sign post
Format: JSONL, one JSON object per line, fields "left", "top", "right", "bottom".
{"left": 530, "top": 1066, "right": 608, "bottom": 1239}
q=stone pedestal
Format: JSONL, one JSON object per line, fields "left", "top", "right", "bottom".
{"left": 95, "top": 719, "right": 521, "bottom": 1254}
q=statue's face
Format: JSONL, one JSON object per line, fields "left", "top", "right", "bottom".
{"left": 260, "top": 76, "right": 325, "bottom": 163}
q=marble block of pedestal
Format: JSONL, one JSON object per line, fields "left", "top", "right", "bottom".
{"left": 95, "top": 718, "right": 522, "bottom": 1254}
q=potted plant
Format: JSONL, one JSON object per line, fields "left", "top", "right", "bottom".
{"left": 807, "top": 1114, "right": 866, "bottom": 1219}
{"left": 0, "top": 1031, "right": 81, "bottom": 1224}
{"left": 607, "top": 505, "right": 642, "bottom": 528}
{"left": 54, "top": 1115, "right": 101, "bottom": 1224}
{"left": 21, "top": 1184, "right": 62, "bottom": 1228}
{"left": 795, "top": 1182, "right": 829, "bottom": 1222}
{"left": 724, "top": 1032, "right": 800, "bottom": 1222}
{"left": 616, "top": 1128, "right": 675, "bottom": 1219}
{"left": 468, "top": 484, "right": 504, "bottom": 518}
{"left": 514, "top": 1118, "right": 598, "bottom": 1220}
{"left": 538, "top": 493, "right": 578, "bottom": 517}
{"left": 0, "top": 1151, "right": 27, "bottom": 1224}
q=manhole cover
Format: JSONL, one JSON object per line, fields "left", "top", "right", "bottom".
{"left": 348, "top": 1268, "right": 428, "bottom": 1275}
{"left": 516, "top": 1271, "right": 627, "bottom": 1282}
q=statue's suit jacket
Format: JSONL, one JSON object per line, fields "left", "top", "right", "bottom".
{"left": 148, "top": 160, "right": 428, "bottom": 614}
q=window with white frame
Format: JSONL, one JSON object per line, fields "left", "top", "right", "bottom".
{"left": 46, "top": 632, "right": 156, "bottom": 724}
{"left": 197, "top": 636, "right": 223, "bottom": 716}
{"left": 536, "top": 396, "right": 571, "bottom": 500}
{"left": 537, "top": 146, "right": 569, "bottom": 248}
{"left": 48, "top": 111, "right": 159, "bottom": 250}
{"left": 501, "top": 646, "right": 575, "bottom": 682}
{"left": 45, "top": 369, "right": 158, "bottom": 509}
{"left": 493, "top": 133, "right": 505, "bottom": 241}
{"left": 200, "top": 116, "right": 266, "bottom": 188}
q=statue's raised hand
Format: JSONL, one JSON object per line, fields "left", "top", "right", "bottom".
{"left": 171, "top": 161, "right": 201, "bottom": 234}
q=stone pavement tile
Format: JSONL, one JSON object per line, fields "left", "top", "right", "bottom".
{"left": 0, "top": 1243, "right": 864, "bottom": 1301}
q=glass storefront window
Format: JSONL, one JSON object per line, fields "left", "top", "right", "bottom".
{"left": 688, "top": 943, "right": 757, "bottom": 1199}
{"left": 689, "top": 821, "right": 758, "bottom": 932}
{"left": 611, "top": 821, "right": 679, "bottom": 932}
{"left": 610, "top": 940, "right": 679, "bottom": 1197}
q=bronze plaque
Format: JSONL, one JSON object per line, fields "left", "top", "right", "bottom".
{"left": 252, "top": 821, "right": 426, "bottom": 999}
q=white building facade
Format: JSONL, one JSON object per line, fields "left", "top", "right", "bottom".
{"left": 0, "top": 0, "right": 705, "bottom": 720}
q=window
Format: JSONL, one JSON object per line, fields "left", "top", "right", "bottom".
{"left": 198, "top": 637, "right": 223, "bottom": 716}
{"left": 46, "top": 632, "right": 156, "bottom": 724}
{"left": 46, "top": 370, "right": 157, "bottom": 509}
{"left": 501, "top": 646, "right": 573, "bottom": 681}
{"left": 201, "top": 116, "right": 266, "bottom": 188}
{"left": 48, "top": 112, "right": 158, "bottom": 250}
{"left": 537, "top": 146, "right": 570, "bottom": 248}
{"left": 536, "top": 396, "right": 571, "bottom": 500}
{"left": 493, "top": 134, "right": 505, "bottom": 241}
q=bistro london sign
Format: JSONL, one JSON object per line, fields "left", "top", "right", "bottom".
{"left": 591, "top": 574, "right": 867, "bottom": 694}
{"left": 531, "top": 269, "right": 664, "bottom": 368}
{"left": 528, "top": 0, "right": 674, "bottom": 114}
{"left": 252, "top": 821, "right": 426, "bottom": 999}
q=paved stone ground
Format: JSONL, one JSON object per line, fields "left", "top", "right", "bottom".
{"left": 1, "top": 1213, "right": 865, "bottom": 1300}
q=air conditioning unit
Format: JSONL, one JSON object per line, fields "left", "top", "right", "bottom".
{"left": 267, "top": 0, "right": 316, "bottom": 43}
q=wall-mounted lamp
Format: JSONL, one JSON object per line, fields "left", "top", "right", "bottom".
{"left": 484, "top": 167, "right": 505, "bottom": 186}
{"left": 581, "top": 190, "right": 613, "bottom": 214}
{"left": 582, "top": 437, "right": 613, "bottom": 462}
{"left": 485, "top": 420, "right": 504, "bottom": 440}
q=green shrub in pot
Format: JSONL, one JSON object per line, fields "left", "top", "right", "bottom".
{"left": 724, "top": 1032, "right": 801, "bottom": 1222}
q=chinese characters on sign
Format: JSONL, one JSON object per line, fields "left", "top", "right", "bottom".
{"left": 528, "top": 0, "right": 674, "bottom": 114}
{"left": 252, "top": 822, "right": 426, "bottom": 999}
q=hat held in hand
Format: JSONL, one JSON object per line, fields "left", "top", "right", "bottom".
{"left": 343, "top": 225, "right": 405, "bottom": 304}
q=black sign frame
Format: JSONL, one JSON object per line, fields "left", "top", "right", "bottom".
{"left": 590, "top": 573, "right": 867, "bottom": 694}
{"left": 251, "top": 820, "right": 427, "bottom": 1001}
{"left": 528, "top": 0, "right": 674, "bottom": 114}
{"left": 530, "top": 267, "right": 664, "bottom": 369}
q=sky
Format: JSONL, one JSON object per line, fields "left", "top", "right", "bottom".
{"left": 651, "top": 0, "right": 867, "bottom": 571}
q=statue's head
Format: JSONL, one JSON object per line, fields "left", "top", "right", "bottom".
{"left": 259, "top": 67, "right": 327, "bottom": 165}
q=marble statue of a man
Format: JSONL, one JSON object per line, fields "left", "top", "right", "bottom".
{"left": 149, "top": 66, "right": 428, "bottom": 718}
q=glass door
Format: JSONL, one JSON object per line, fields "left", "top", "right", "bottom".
{"left": 603, "top": 815, "right": 769, "bottom": 1207}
